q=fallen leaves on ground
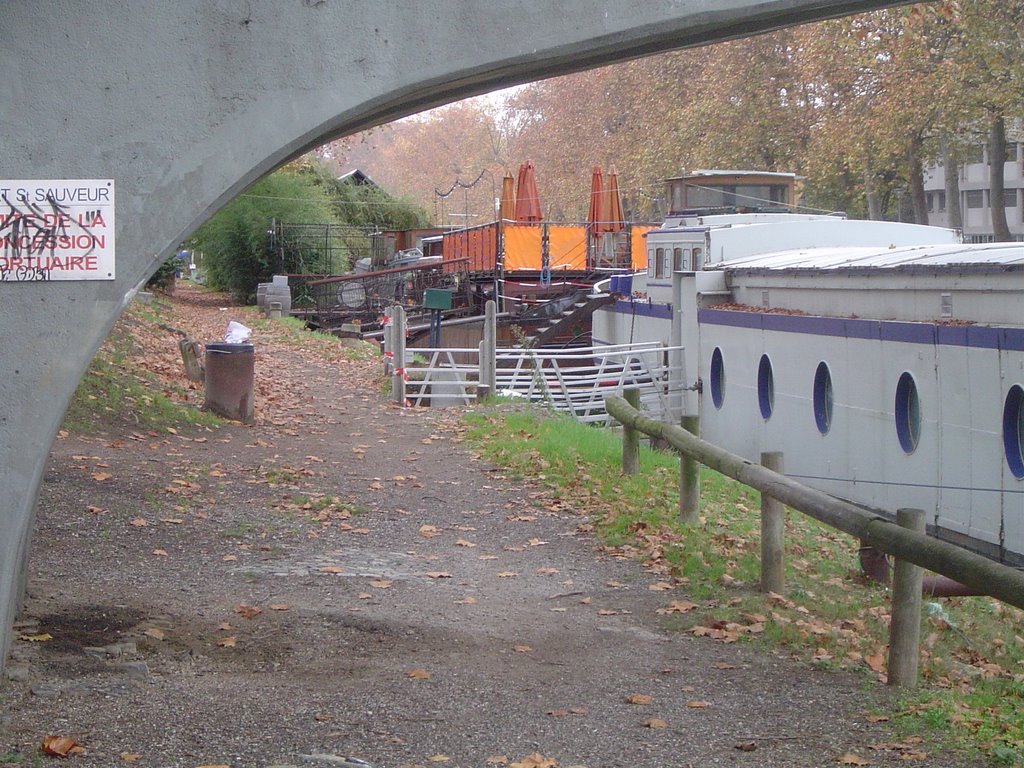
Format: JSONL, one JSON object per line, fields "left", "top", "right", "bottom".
{"left": 41, "top": 735, "right": 85, "bottom": 757}
{"left": 509, "top": 754, "right": 557, "bottom": 768}
{"left": 864, "top": 652, "right": 886, "bottom": 674}
{"left": 836, "top": 753, "right": 871, "bottom": 765}
{"left": 19, "top": 633, "right": 52, "bottom": 642}
{"left": 233, "top": 604, "right": 262, "bottom": 619}
{"left": 406, "top": 668, "right": 431, "bottom": 680}
{"left": 655, "top": 606, "right": 696, "bottom": 618}
{"left": 643, "top": 717, "right": 668, "bottom": 729}
{"left": 625, "top": 693, "right": 653, "bottom": 705}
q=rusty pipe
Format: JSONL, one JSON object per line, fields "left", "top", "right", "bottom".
{"left": 858, "top": 546, "right": 982, "bottom": 598}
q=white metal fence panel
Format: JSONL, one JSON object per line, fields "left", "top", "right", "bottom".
{"left": 402, "top": 347, "right": 481, "bottom": 408}
{"left": 400, "top": 340, "right": 686, "bottom": 425}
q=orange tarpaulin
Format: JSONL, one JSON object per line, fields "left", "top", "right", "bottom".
{"left": 547, "top": 226, "right": 588, "bottom": 271}
{"left": 502, "top": 224, "right": 543, "bottom": 271}
{"left": 631, "top": 226, "right": 656, "bottom": 271}
{"left": 443, "top": 225, "right": 499, "bottom": 272}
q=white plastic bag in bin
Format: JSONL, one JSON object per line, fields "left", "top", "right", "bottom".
{"left": 223, "top": 321, "right": 251, "bottom": 343}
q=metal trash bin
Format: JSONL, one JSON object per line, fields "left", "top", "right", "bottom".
{"left": 204, "top": 343, "right": 255, "bottom": 423}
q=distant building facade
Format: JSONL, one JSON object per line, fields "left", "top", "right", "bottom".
{"left": 924, "top": 137, "right": 1024, "bottom": 242}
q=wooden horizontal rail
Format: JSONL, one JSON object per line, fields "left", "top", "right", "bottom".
{"left": 605, "top": 395, "right": 1024, "bottom": 611}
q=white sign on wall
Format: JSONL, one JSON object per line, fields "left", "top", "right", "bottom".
{"left": 0, "top": 180, "right": 115, "bottom": 281}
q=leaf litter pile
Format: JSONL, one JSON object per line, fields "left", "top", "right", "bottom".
{"left": 0, "top": 283, "right": 1007, "bottom": 767}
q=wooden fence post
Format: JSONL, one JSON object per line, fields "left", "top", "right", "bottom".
{"left": 392, "top": 304, "right": 407, "bottom": 405}
{"left": 679, "top": 415, "right": 701, "bottom": 524}
{"left": 760, "top": 451, "right": 785, "bottom": 593}
{"left": 888, "top": 507, "right": 926, "bottom": 688}
{"left": 622, "top": 388, "right": 640, "bottom": 475}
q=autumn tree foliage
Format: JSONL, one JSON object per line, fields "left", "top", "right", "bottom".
{"left": 322, "top": 2, "right": 1021, "bottom": 235}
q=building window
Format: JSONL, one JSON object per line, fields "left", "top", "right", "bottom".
{"left": 1006, "top": 143, "right": 1019, "bottom": 163}
{"left": 757, "top": 354, "right": 774, "bottom": 420}
{"left": 965, "top": 145, "right": 985, "bottom": 165}
{"left": 935, "top": 190, "right": 945, "bottom": 212}
{"left": 647, "top": 249, "right": 655, "bottom": 277}
{"left": 710, "top": 347, "right": 725, "bottom": 410}
{"left": 1004, "top": 189, "right": 1019, "bottom": 208}
{"left": 813, "top": 362, "right": 833, "bottom": 435}
{"left": 965, "top": 190, "right": 985, "bottom": 209}
{"left": 692, "top": 247, "right": 703, "bottom": 269}
{"left": 895, "top": 372, "right": 921, "bottom": 454}
{"left": 1003, "top": 385, "right": 1024, "bottom": 480}
{"left": 673, "top": 247, "right": 691, "bottom": 272}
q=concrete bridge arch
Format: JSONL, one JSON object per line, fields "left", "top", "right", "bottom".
{"left": 0, "top": 0, "right": 906, "bottom": 666}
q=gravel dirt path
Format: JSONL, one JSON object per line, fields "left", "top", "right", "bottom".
{"left": 1, "top": 285, "right": 967, "bottom": 768}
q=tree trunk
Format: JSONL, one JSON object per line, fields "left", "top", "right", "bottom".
{"left": 989, "top": 113, "right": 1013, "bottom": 242}
{"left": 864, "top": 164, "right": 882, "bottom": 221}
{"left": 941, "top": 132, "right": 963, "bottom": 231}
{"left": 908, "top": 136, "right": 928, "bottom": 225}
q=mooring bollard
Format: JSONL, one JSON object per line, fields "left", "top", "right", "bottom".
{"left": 759, "top": 451, "right": 785, "bottom": 593}
{"left": 888, "top": 507, "right": 926, "bottom": 687}
{"left": 679, "top": 415, "right": 700, "bottom": 524}
{"left": 622, "top": 388, "right": 640, "bottom": 475}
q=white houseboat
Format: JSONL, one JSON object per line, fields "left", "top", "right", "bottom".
{"left": 593, "top": 171, "right": 1024, "bottom": 566}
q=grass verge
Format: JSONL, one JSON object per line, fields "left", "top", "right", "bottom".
{"left": 63, "top": 298, "right": 220, "bottom": 433}
{"left": 462, "top": 404, "right": 1024, "bottom": 765}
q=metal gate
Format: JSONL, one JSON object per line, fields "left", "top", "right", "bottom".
{"left": 401, "top": 341, "right": 685, "bottom": 425}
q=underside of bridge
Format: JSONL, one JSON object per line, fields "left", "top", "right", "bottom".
{"left": 0, "top": 0, "right": 907, "bottom": 670}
